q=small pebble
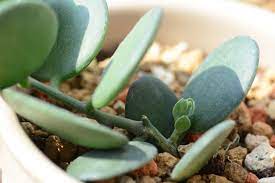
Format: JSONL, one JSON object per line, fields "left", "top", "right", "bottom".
{"left": 244, "top": 143, "right": 275, "bottom": 172}
{"left": 172, "top": 49, "right": 204, "bottom": 74}
{"left": 138, "top": 176, "right": 156, "bottom": 183}
{"left": 245, "top": 133, "right": 269, "bottom": 151}
{"left": 224, "top": 162, "right": 248, "bottom": 183}
{"left": 155, "top": 152, "right": 178, "bottom": 177}
{"left": 258, "top": 176, "right": 275, "bottom": 183}
{"left": 131, "top": 160, "right": 158, "bottom": 177}
{"left": 186, "top": 175, "right": 205, "bottom": 183}
{"left": 177, "top": 143, "right": 193, "bottom": 157}
{"left": 151, "top": 66, "right": 175, "bottom": 85}
{"left": 119, "top": 176, "right": 136, "bottom": 183}
{"left": 267, "top": 100, "right": 275, "bottom": 119}
{"left": 207, "top": 174, "right": 233, "bottom": 183}
{"left": 44, "top": 135, "right": 62, "bottom": 163}
{"left": 252, "top": 122, "right": 273, "bottom": 138}
{"left": 227, "top": 146, "right": 247, "bottom": 165}
{"left": 245, "top": 172, "right": 259, "bottom": 183}
{"left": 21, "top": 122, "right": 36, "bottom": 136}
{"left": 59, "top": 140, "right": 77, "bottom": 162}
{"left": 202, "top": 149, "right": 226, "bottom": 175}
{"left": 230, "top": 102, "right": 252, "bottom": 133}
{"left": 249, "top": 107, "right": 268, "bottom": 123}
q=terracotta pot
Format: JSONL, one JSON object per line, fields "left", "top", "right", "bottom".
{"left": 1, "top": 0, "right": 275, "bottom": 182}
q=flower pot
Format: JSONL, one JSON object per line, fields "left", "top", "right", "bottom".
{"left": 1, "top": 0, "right": 275, "bottom": 182}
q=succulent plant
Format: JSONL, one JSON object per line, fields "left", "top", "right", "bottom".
{"left": 0, "top": 0, "right": 259, "bottom": 182}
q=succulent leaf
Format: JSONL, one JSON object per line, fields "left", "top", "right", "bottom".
{"left": 0, "top": 0, "right": 58, "bottom": 89}
{"left": 91, "top": 8, "right": 163, "bottom": 108}
{"left": 172, "top": 98, "right": 195, "bottom": 121}
{"left": 2, "top": 88, "right": 128, "bottom": 149}
{"left": 171, "top": 120, "right": 236, "bottom": 181}
{"left": 125, "top": 75, "right": 178, "bottom": 137}
{"left": 33, "top": 0, "right": 109, "bottom": 85}
{"left": 174, "top": 116, "right": 191, "bottom": 134}
{"left": 181, "top": 36, "right": 259, "bottom": 132}
{"left": 67, "top": 141, "right": 157, "bottom": 181}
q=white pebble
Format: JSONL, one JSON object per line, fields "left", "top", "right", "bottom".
{"left": 245, "top": 133, "right": 269, "bottom": 151}
{"left": 244, "top": 143, "right": 275, "bottom": 172}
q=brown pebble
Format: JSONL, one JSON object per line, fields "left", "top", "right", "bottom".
{"left": 230, "top": 102, "right": 252, "bottom": 133}
{"left": 155, "top": 152, "right": 178, "bottom": 177}
{"left": 119, "top": 176, "right": 136, "bottom": 183}
{"left": 21, "top": 122, "right": 36, "bottom": 136}
{"left": 59, "top": 140, "right": 77, "bottom": 162}
{"left": 245, "top": 172, "right": 259, "bottom": 183}
{"left": 249, "top": 107, "right": 267, "bottom": 123}
{"left": 177, "top": 143, "right": 193, "bottom": 157}
{"left": 44, "top": 135, "right": 62, "bottom": 163}
{"left": 131, "top": 160, "right": 158, "bottom": 177}
{"left": 227, "top": 146, "right": 248, "bottom": 165}
{"left": 208, "top": 174, "right": 233, "bottom": 183}
{"left": 138, "top": 176, "right": 156, "bottom": 183}
{"left": 224, "top": 162, "right": 248, "bottom": 183}
{"left": 186, "top": 175, "right": 205, "bottom": 183}
{"left": 252, "top": 122, "right": 273, "bottom": 138}
{"left": 201, "top": 149, "right": 226, "bottom": 175}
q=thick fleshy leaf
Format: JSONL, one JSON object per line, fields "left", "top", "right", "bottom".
{"left": 125, "top": 75, "right": 177, "bottom": 137}
{"left": 33, "top": 0, "right": 109, "bottom": 85}
{"left": 91, "top": 8, "right": 163, "bottom": 108}
{"left": 171, "top": 120, "right": 235, "bottom": 181}
{"left": 2, "top": 88, "right": 128, "bottom": 149}
{"left": 172, "top": 98, "right": 195, "bottom": 121}
{"left": 67, "top": 141, "right": 157, "bottom": 181}
{"left": 0, "top": 0, "right": 58, "bottom": 89}
{"left": 182, "top": 36, "right": 259, "bottom": 132}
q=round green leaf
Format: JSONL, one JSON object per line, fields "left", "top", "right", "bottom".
{"left": 182, "top": 36, "right": 259, "bottom": 132}
{"left": 125, "top": 75, "right": 178, "bottom": 137}
{"left": 171, "top": 120, "right": 235, "bottom": 181}
{"left": 174, "top": 116, "right": 191, "bottom": 134}
{"left": 33, "top": 0, "right": 109, "bottom": 85}
{"left": 0, "top": 0, "right": 58, "bottom": 89}
{"left": 2, "top": 88, "right": 128, "bottom": 149}
{"left": 67, "top": 141, "right": 157, "bottom": 181}
{"left": 172, "top": 98, "right": 195, "bottom": 121}
{"left": 91, "top": 8, "right": 163, "bottom": 108}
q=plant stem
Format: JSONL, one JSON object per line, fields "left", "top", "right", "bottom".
{"left": 28, "top": 77, "right": 144, "bottom": 136}
{"left": 91, "top": 109, "right": 144, "bottom": 136}
{"left": 29, "top": 78, "right": 86, "bottom": 111}
{"left": 142, "top": 116, "right": 178, "bottom": 157}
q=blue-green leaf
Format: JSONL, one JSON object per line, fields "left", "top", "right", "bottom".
{"left": 171, "top": 120, "right": 235, "bottom": 181}
{"left": 2, "top": 88, "right": 128, "bottom": 149}
{"left": 125, "top": 75, "right": 178, "bottom": 137}
{"left": 182, "top": 36, "right": 259, "bottom": 132}
{"left": 91, "top": 8, "right": 163, "bottom": 108}
{"left": 33, "top": 0, "right": 109, "bottom": 85}
{"left": 67, "top": 141, "right": 157, "bottom": 181}
{"left": 0, "top": 0, "right": 58, "bottom": 89}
